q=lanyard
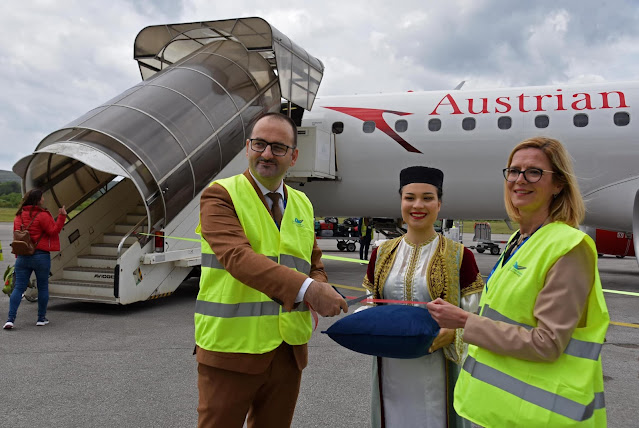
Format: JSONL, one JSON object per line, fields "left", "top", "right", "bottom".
{"left": 485, "top": 224, "right": 543, "bottom": 292}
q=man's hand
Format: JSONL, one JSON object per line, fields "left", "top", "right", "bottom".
{"left": 304, "top": 281, "right": 348, "bottom": 317}
{"left": 426, "top": 298, "right": 469, "bottom": 329}
{"left": 429, "top": 328, "right": 455, "bottom": 353}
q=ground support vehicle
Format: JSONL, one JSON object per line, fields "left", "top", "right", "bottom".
{"left": 469, "top": 222, "right": 507, "bottom": 255}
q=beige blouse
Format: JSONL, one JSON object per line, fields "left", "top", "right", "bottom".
{"left": 464, "top": 240, "right": 595, "bottom": 361}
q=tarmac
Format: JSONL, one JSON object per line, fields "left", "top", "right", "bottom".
{"left": 0, "top": 226, "right": 638, "bottom": 427}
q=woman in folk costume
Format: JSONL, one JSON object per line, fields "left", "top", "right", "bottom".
{"left": 362, "top": 166, "right": 484, "bottom": 428}
{"left": 427, "top": 137, "right": 609, "bottom": 427}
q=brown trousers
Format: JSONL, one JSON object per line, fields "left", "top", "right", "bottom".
{"left": 197, "top": 343, "right": 302, "bottom": 428}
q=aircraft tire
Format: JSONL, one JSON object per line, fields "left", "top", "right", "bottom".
{"left": 347, "top": 242, "right": 356, "bottom": 252}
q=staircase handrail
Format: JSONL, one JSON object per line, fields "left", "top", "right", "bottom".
{"left": 116, "top": 216, "right": 149, "bottom": 261}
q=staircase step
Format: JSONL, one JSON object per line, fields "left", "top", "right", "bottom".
{"left": 49, "top": 291, "right": 118, "bottom": 304}
{"left": 90, "top": 243, "right": 131, "bottom": 256}
{"left": 126, "top": 214, "right": 146, "bottom": 223}
{"left": 114, "top": 223, "right": 138, "bottom": 233}
{"left": 77, "top": 255, "right": 117, "bottom": 269}
{"left": 49, "top": 280, "right": 116, "bottom": 301}
{"left": 63, "top": 266, "right": 115, "bottom": 283}
{"left": 50, "top": 279, "right": 114, "bottom": 289}
{"left": 102, "top": 233, "right": 138, "bottom": 245}
{"left": 131, "top": 205, "right": 147, "bottom": 215}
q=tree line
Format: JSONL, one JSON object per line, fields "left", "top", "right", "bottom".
{"left": 0, "top": 181, "right": 22, "bottom": 208}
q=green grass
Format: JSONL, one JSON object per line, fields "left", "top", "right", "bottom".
{"left": 468, "top": 220, "right": 518, "bottom": 235}
{"left": 0, "top": 207, "right": 16, "bottom": 222}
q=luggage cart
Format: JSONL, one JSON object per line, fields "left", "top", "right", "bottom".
{"left": 469, "top": 222, "right": 507, "bottom": 255}
{"left": 316, "top": 235, "right": 359, "bottom": 252}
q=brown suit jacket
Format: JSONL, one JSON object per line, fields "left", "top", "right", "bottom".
{"left": 196, "top": 170, "right": 327, "bottom": 374}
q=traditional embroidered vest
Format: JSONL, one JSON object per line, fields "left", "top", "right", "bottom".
{"left": 455, "top": 222, "right": 609, "bottom": 427}
{"left": 370, "top": 235, "right": 463, "bottom": 305}
{"left": 194, "top": 174, "right": 315, "bottom": 354}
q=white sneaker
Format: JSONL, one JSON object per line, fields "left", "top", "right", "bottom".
{"left": 3, "top": 321, "right": 14, "bottom": 329}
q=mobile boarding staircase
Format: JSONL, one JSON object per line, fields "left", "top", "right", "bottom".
{"left": 12, "top": 18, "right": 324, "bottom": 304}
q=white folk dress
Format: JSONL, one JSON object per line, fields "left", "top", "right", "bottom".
{"left": 369, "top": 235, "right": 480, "bottom": 428}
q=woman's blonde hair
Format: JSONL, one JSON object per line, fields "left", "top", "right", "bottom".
{"left": 504, "top": 137, "right": 584, "bottom": 228}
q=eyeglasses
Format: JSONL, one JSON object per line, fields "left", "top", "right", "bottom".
{"left": 503, "top": 167, "right": 554, "bottom": 183}
{"left": 249, "top": 138, "right": 295, "bottom": 157}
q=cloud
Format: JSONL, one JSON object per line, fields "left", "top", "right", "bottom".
{"left": 1, "top": 0, "right": 639, "bottom": 171}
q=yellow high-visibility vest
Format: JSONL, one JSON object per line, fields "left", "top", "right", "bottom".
{"left": 455, "top": 222, "right": 609, "bottom": 427}
{"left": 194, "top": 174, "right": 315, "bottom": 353}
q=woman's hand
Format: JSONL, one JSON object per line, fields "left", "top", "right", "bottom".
{"left": 426, "top": 298, "right": 469, "bottom": 329}
{"left": 428, "top": 327, "right": 455, "bottom": 353}
{"left": 59, "top": 206, "right": 67, "bottom": 216}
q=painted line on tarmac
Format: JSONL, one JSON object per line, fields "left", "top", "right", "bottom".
{"left": 322, "top": 255, "right": 369, "bottom": 264}
{"left": 610, "top": 321, "right": 639, "bottom": 329}
{"left": 603, "top": 289, "right": 639, "bottom": 297}
{"left": 332, "top": 283, "right": 367, "bottom": 292}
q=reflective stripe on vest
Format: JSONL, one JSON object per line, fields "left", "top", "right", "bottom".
{"left": 463, "top": 356, "right": 605, "bottom": 422}
{"left": 201, "top": 253, "right": 310, "bottom": 275}
{"left": 481, "top": 304, "right": 603, "bottom": 360}
{"left": 454, "top": 223, "right": 609, "bottom": 427}
{"left": 195, "top": 174, "right": 315, "bottom": 354}
{"left": 195, "top": 300, "right": 310, "bottom": 318}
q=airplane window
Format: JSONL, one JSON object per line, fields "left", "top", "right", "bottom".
{"left": 614, "top": 112, "right": 630, "bottom": 126}
{"left": 428, "top": 118, "right": 441, "bottom": 132}
{"left": 363, "top": 121, "right": 376, "bottom": 133}
{"left": 395, "top": 119, "right": 408, "bottom": 133}
{"left": 332, "top": 122, "right": 344, "bottom": 134}
{"left": 535, "top": 115, "right": 549, "bottom": 128}
{"left": 462, "top": 117, "right": 476, "bottom": 131}
{"left": 573, "top": 114, "right": 588, "bottom": 128}
{"left": 497, "top": 116, "right": 512, "bottom": 130}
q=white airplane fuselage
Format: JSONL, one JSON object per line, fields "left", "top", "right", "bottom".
{"left": 299, "top": 82, "right": 639, "bottom": 241}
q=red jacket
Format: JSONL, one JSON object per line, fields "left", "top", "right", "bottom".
{"left": 14, "top": 205, "right": 67, "bottom": 253}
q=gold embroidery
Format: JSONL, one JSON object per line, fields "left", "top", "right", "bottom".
{"left": 427, "top": 237, "right": 462, "bottom": 306}
{"left": 403, "top": 235, "right": 438, "bottom": 302}
{"left": 462, "top": 272, "right": 484, "bottom": 297}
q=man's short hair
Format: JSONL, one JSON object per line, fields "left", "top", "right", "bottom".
{"left": 251, "top": 112, "right": 298, "bottom": 147}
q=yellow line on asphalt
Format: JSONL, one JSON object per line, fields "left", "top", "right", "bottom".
{"left": 610, "top": 321, "right": 639, "bottom": 329}
{"left": 331, "top": 283, "right": 367, "bottom": 292}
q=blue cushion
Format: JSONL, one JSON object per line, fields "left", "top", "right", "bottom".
{"left": 322, "top": 305, "right": 440, "bottom": 359}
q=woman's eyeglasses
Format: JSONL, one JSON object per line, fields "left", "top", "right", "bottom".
{"left": 502, "top": 168, "right": 554, "bottom": 183}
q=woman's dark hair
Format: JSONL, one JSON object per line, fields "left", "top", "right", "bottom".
{"left": 16, "top": 188, "right": 44, "bottom": 216}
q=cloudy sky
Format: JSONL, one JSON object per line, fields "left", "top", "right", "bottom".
{"left": 2, "top": 0, "right": 639, "bottom": 171}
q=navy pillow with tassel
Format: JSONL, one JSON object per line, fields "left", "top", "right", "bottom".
{"left": 322, "top": 305, "right": 440, "bottom": 359}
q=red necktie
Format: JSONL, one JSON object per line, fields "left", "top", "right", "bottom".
{"left": 266, "top": 192, "right": 283, "bottom": 227}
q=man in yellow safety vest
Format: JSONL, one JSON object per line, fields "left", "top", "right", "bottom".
{"left": 195, "top": 112, "right": 348, "bottom": 428}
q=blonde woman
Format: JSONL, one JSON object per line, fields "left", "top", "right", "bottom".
{"left": 427, "top": 137, "right": 609, "bottom": 427}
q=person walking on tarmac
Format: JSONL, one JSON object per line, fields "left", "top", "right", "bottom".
{"left": 359, "top": 217, "right": 374, "bottom": 260}
{"left": 4, "top": 188, "right": 66, "bottom": 330}
{"left": 427, "top": 137, "right": 609, "bottom": 427}
{"left": 195, "top": 112, "right": 348, "bottom": 428}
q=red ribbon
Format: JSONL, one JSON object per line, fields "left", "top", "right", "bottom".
{"left": 346, "top": 296, "right": 430, "bottom": 306}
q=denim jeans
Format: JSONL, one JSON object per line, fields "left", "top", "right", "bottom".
{"left": 8, "top": 250, "right": 51, "bottom": 320}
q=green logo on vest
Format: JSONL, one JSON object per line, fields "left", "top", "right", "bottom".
{"left": 509, "top": 261, "right": 526, "bottom": 276}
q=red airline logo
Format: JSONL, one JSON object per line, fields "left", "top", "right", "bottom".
{"left": 324, "top": 107, "right": 421, "bottom": 153}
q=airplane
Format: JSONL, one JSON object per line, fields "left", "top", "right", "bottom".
{"left": 12, "top": 18, "right": 638, "bottom": 304}
{"left": 286, "top": 82, "right": 639, "bottom": 265}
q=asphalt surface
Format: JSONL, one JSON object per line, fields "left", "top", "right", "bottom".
{"left": 0, "top": 226, "right": 638, "bottom": 427}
